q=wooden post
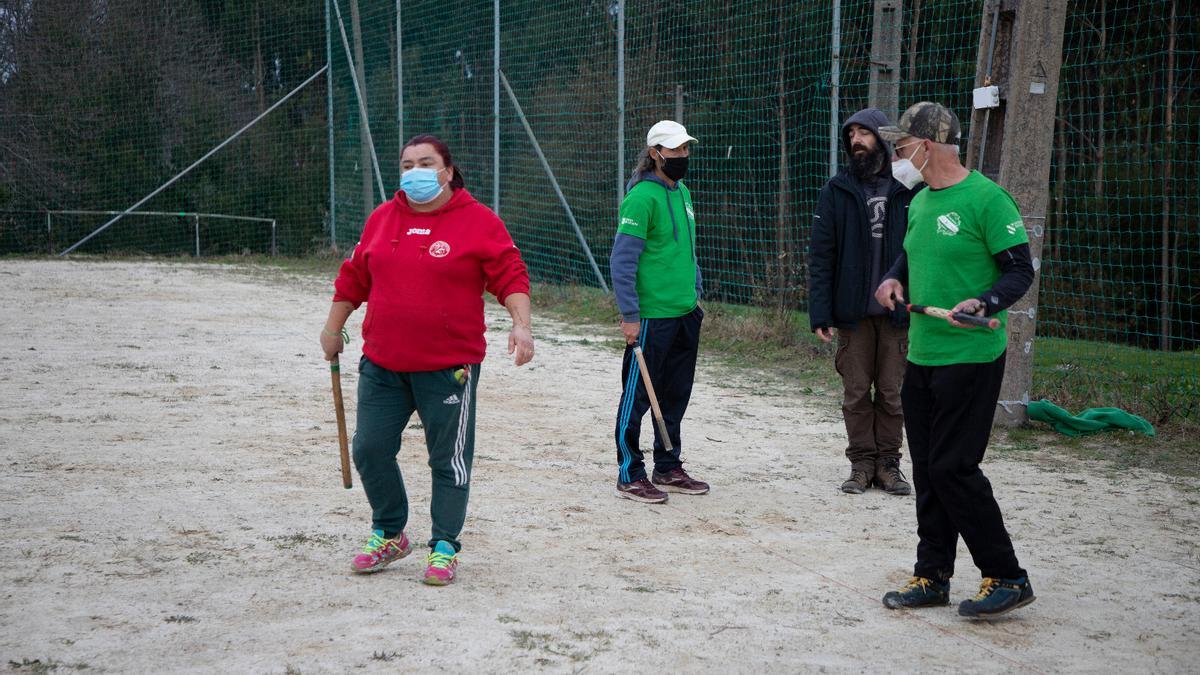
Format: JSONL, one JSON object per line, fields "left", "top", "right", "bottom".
{"left": 967, "top": 0, "right": 1068, "bottom": 426}
{"left": 868, "top": 0, "right": 902, "bottom": 123}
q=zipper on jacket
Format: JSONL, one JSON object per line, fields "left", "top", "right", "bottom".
{"left": 662, "top": 184, "right": 679, "bottom": 242}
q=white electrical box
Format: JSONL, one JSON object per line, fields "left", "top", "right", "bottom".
{"left": 973, "top": 85, "right": 1000, "bottom": 110}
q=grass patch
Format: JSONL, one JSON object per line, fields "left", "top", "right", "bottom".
{"left": 508, "top": 629, "right": 609, "bottom": 662}
{"left": 7, "top": 659, "right": 89, "bottom": 672}
{"left": 1035, "top": 336, "right": 1199, "bottom": 426}
{"left": 265, "top": 533, "right": 337, "bottom": 550}
{"left": 998, "top": 425, "right": 1199, "bottom": 480}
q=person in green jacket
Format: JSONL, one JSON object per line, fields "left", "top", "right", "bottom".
{"left": 609, "top": 120, "right": 710, "bottom": 504}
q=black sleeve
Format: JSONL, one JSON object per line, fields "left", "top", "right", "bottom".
{"left": 882, "top": 250, "right": 908, "bottom": 286}
{"left": 978, "top": 243, "right": 1035, "bottom": 315}
{"left": 807, "top": 185, "right": 837, "bottom": 331}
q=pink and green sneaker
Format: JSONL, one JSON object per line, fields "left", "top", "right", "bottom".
{"left": 351, "top": 530, "right": 412, "bottom": 574}
{"left": 422, "top": 540, "right": 459, "bottom": 586}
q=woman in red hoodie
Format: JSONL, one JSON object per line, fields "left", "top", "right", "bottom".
{"left": 319, "top": 135, "right": 534, "bottom": 586}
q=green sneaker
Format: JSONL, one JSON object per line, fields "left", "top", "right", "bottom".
{"left": 882, "top": 576, "right": 950, "bottom": 609}
{"left": 958, "top": 577, "right": 1035, "bottom": 618}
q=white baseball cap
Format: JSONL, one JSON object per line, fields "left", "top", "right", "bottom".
{"left": 646, "top": 120, "right": 698, "bottom": 149}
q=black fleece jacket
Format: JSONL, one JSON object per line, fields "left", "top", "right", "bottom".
{"left": 808, "top": 108, "right": 921, "bottom": 331}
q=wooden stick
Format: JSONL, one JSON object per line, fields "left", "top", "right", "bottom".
{"left": 908, "top": 303, "right": 1001, "bottom": 329}
{"left": 632, "top": 346, "right": 674, "bottom": 452}
{"left": 330, "top": 356, "right": 352, "bottom": 489}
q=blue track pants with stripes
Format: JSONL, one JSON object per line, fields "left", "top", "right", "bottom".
{"left": 614, "top": 305, "right": 704, "bottom": 484}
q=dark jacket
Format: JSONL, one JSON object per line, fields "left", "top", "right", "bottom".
{"left": 808, "top": 108, "right": 919, "bottom": 331}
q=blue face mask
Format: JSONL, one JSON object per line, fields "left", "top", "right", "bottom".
{"left": 401, "top": 167, "right": 445, "bottom": 204}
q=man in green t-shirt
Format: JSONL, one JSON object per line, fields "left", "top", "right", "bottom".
{"left": 873, "top": 102, "right": 1037, "bottom": 619}
{"left": 609, "top": 120, "right": 709, "bottom": 505}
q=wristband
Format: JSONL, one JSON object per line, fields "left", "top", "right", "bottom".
{"left": 323, "top": 327, "right": 350, "bottom": 343}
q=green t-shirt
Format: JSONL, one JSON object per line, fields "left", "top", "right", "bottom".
{"left": 617, "top": 179, "right": 699, "bottom": 319}
{"left": 904, "top": 170, "right": 1029, "bottom": 365}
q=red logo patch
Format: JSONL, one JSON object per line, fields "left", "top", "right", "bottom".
{"left": 428, "top": 240, "right": 450, "bottom": 258}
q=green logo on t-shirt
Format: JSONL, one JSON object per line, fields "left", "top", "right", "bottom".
{"left": 936, "top": 212, "right": 962, "bottom": 236}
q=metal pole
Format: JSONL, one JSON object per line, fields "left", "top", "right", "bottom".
{"left": 46, "top": 211, "right": 51, "bottom": 255}
{"left": 501, "top": 70, "right": 609, "bottom": 294}
{"left": 194, "top": 214, "right": 201, "bottom": 257}
{"left": 326, "top": 0, "right": 337, "bottom": 250}
{"left": 403, "top": 0, "right": 408, "bottom": 151}
{"left": 332, "top": 0, "right": 386, "bottom": 203}
{"left": 60, "top": 66, "right": 328, "bottom": 256}
{"left": 675, "top": 85, "right": 684, "bottom": 123}
{"left": 53, "top": 209, "right": 273, "bottom": 224}
{"left": 830, "top": 0, "right": 841, "bottom": 177}
{"left": 616, "top": 0, "right": 625, "bottom": 205}
{"left": 493, "top": 0, "right": 500, "bottom": 212}
{"left": 976, "top": 2, "right": 1001, "bottom": 171}
{"left": 271, "top": 220, "right": 277, "bottom": 256}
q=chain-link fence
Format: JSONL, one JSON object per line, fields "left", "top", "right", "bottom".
{"left": 0, "top": 1, "right": 327, "bottom": 256}
{"left": 0, "top": 0, "right": 1195, "bottom": 423}
{"left": 328, "top": 0, "right": 1193, "bottom": 421}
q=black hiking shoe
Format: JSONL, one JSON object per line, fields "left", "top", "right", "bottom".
{"left": 882, "top": 576, "right": 951, "bottom": 609}
{"left": 958, "top": 577, "right": 1035, "bottom": 618}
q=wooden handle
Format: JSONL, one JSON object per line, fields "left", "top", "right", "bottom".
{"left": 908, "top": 303, "right": 1000, "bottom": 330}
{"left": 330, "top": 356, "right": 352, "bottom": 489}
{"left": 633, "top": 346, "right": 674, "bottom": 452}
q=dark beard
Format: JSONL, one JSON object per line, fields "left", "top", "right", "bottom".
{"left": 849, "top": 146, "right": 886, "bottom": 180}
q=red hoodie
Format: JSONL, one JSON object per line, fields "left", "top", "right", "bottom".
{"left": 333, "top": 188, "right": 530, "bottom": 372}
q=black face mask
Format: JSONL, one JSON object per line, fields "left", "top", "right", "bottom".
{"left": 657, "top": 153, "right": 689, "bottom": 181}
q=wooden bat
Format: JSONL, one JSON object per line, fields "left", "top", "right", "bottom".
{"left": 632, "top": 345, "right": 675, "bottom": 453}
{"left": 907, "top": 303, "right": 1000, "bottom": 330}
{"left": 330, "top": 355, "right": 352, "bottom": 489}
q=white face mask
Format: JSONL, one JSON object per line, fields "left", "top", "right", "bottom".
{"left": 891, "top": 141, "right": 928, "bottom": 189}
{"left": 891, "top": 158, "right": 923, "bottom": 189}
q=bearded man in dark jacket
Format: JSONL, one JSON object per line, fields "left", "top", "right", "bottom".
{"left": 808, "top": 107, "right": 922, "bottom": 495}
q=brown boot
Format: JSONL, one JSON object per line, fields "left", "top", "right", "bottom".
{"left": 840, "top": 462, "right": 874, "bottom": 494}
{"left": 874, "top": 458, "right": 912, "bottom": 496}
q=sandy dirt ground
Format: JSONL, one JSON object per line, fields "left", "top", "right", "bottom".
{"left": 1, "top": 260, "right": 1198, "bottom": 674}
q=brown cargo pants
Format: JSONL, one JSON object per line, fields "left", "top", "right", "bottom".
{"left": 833, "top": 315, "right": 907, "bottom": 466}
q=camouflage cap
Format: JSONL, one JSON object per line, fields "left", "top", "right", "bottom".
{"left": 878, "top": 101, "right": 962, "bottom": 144}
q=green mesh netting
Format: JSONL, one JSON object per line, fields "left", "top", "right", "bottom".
{"left": 0, "top": 1, "right": 328, "bottom": 255}
{"left": 0, "top": 1, "right": 1195, "bottom": 422}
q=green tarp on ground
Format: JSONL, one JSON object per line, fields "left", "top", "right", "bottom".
{"left": 1026, "top": 399, "right": 1156, "bottom": 437}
